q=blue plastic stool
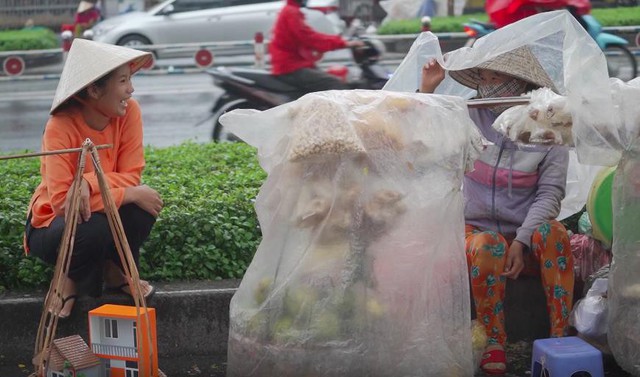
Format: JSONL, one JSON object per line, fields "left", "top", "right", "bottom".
{"left": 531, "top": 337, "right": 604, "bottom": 377}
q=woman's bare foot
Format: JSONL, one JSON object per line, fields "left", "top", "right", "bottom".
{"left": 117, "top": 279, "right": 155, "bottom": 298}
{"left": 49, "top": 275, "right": 77, "bottom": 319}
{"left": 104, "top": 260, "right": 155, "bottom": 298}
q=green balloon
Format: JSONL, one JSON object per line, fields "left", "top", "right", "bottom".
{"left": 587, "top": 166, "right": 616, "bottom": 247}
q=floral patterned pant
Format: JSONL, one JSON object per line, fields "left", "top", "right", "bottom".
{"left": 465, "top": 221, "right": 574, "bottom": 345}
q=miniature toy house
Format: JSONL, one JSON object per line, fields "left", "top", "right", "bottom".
{"left": 88, "top": 304, "right": 158, "bottom": 377}
{"left": 48, "top": 335, "right": 101, "bottom": 377}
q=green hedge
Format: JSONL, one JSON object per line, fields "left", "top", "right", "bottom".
{"left": 0, "top": 142, "right": 266, "bottom": 293}
{"left": 0, "top": 28, "right": 59, "bottom": 52}
{"left": 377, "top": 6, "right": 640, "bottom": 34}
{"left": 0, "top": 141, "right": 585, "bottom": 294}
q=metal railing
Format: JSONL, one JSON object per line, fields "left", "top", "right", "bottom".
{"left": 92, "top": 342, "right": 138, "bottom": 358}
{"left": 1, "top": 26, "right": 639, "bottom": 79}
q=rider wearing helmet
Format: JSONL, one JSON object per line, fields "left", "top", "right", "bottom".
{"left": 270, "top": 0, "right": 363, "bottom": 91}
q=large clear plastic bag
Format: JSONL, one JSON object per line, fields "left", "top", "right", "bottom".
{"left": 608, "top": 145, "right": 640, "bottom": 376}
{"left": 385, "top": 12, "right": 640, "bottom": 374}
{"left": 220, "top": 90, "right": 481, "bottom": 376}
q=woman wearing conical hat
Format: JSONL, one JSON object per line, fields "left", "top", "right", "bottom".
{"left": 74, "top": 1, "right": 101, "bottom": 37}
{"left": 419, "top": 46, "right": 574, "bottom": 375}
{"left": 24, "top": 39, "right": 162, "bottom": 319}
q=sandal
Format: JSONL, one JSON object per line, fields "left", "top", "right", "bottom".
{"left": 480, "top": 345, "right": 507, "bottom": 375}
{"left": 49, "top": 294, "right": 78, "bottom": 320}
{"left": 106, "top": 281, "right": 155, "bottom": 299}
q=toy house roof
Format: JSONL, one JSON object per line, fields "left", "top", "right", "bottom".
{"left": 50, "top": 335, "right": 101, "bottom": 370}
{"left": 89, "top": 304, "right": 154, "bottom": 319}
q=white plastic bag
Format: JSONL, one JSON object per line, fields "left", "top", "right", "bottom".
{"left": 221, "top": 90, "right": 480, "bottom": 376}
{"left": 492, "top": 88, "right": 573, "bottom": 146}
{"left": 571, "top": 278, "right": 608, "bottom": 339}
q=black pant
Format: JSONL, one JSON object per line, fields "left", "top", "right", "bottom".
{"left": 275, "top": 67, "right": 349, "bottom": 93}
{"left": 26, "top": 204, "right": 156, "bottom": 297}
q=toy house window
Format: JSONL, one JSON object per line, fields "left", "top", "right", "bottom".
{"left": 133, "top": 321, "right": 137, "bottom": 347}
{"left": 104, "top": 318, "right": 119, "bottom": 338}
{"left": 125, "top": 360, "right": 139, "bottom": 377}
{"left": 105, "top": 359, "right": 111, "bottom": 375}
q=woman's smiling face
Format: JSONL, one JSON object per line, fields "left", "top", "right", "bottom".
{"left": 94, "top": 63, "right": 134, "bottom": 118}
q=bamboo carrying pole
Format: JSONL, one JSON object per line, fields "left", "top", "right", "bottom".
{"left": 466, "top": 96, "right": 531, "bottom": 108}
{"left": 0, "top": 144, "right": 112, "bottom": 161}
{"left": 13, "top": 139, "right": 157, "bottom": 377}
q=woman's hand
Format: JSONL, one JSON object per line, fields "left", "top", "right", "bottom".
{"left": 63, "top": 179, "right": 91, "bottom": 223}
{"left": 125, "top": 185, "right": 163, "bottom": 218}
{"left": 502, "top": 240, "right": 526, "bottom": 280}
{"left": 419, "top": 58, "right": 445, "bottom": 94}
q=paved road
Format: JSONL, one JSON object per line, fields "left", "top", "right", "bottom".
{"left": 0, "top": 51, "right": 404, "bottom": 153}
{"left": 0, "top": 72, "right": 221, "bottom": 153}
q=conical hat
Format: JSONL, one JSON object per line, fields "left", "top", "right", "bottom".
{"left": 77, "top": 1, "right": 95, "bottom": 13}
{"left": 448, "top": 45, "right": 557, "bottom": 93}
{"left": 50, "top": 39, "right": 151, "bottom": 114}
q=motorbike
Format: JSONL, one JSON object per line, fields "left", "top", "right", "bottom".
{"left": 206, "top": 37, "right": 390, "bottom": 141}
{"left": 463, "top": 12, "right": 638, "bottom": 82}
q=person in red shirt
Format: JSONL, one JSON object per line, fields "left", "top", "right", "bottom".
{"left": 24, "top": 39, "right": 162, "bottom": 319}
{"left": 74, "top": 1, "right": 102, "bottom": 37}
{"left": 270, "top": 0, "right": 363, "bottom": 92}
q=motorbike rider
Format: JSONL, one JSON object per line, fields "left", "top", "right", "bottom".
{"left": 270, "top": 0, "right": 364, "bottom": 91}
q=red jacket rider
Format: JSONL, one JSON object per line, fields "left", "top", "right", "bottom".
{"left": 270, "top": 0, "right": 348, "bottom": 75}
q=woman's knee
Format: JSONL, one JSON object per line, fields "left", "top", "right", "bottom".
{"left": 531, "top": 220, "right": 573, "bottom": 272}
{"left": 466, "top": 231, "right": 508, "bottom": 256}
{"left": 119, "top": 203, "right": 157, "bottom": 242}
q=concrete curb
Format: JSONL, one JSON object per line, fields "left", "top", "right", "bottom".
{"left": 1, "top": 276, "right": 633, "bottom": 376}
{"left": 0, "top": 276, "right": 554, "bottom": 375}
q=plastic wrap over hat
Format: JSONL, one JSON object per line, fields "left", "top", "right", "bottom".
{"left": 448, "top": 45, "right": 557, "bottom": 93}
{"left": 50, "top": 39, "right": 152, "bottom": 114}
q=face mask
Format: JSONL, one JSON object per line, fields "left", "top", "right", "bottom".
{"left": 478, "top": 79, "right": 528, "bottom": 115}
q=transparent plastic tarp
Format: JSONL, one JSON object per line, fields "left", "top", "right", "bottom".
{"left": 384, "top": 12, "right": 640, "bottom": 374}
{"left": 608, "top": 145, "right": 640, "bottom": 376}
{"left": 220, "top": 90, "right": 481, "bottom": 376}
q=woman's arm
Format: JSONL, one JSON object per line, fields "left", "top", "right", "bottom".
{"left": 514, "top": 146, "right": 569, "bottom": 248}
{"left": 285, "top": 8, "right": 348, "bottom": 53}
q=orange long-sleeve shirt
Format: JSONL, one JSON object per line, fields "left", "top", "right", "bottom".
{"left": 26, "top": 99, "right": 145, "bottom": 248}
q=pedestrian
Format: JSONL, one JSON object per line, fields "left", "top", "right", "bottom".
{"left": 269, "top": 0, "right": 364, "bottom": 92}
{"left": 24, "top": 39, "right": 163, "bottom": 319}
{"left": 74, "top": 1, "right": 102, "bottom": 38}
{"left": 418, "top": 45, "right": 574, "bottom": 375}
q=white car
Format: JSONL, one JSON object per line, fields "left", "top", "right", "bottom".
{"left": 91, "top": 0, "right": 345, "bottom": 55}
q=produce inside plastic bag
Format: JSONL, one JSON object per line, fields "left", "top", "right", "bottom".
{"left": 384, "top": 11, "right": 640, "bottom": 374}
{"left": 220, "top": 90, "right": 481, "bottom": 376}
{"left": 492, "top": 87, "right": 573, "bottom": 146}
